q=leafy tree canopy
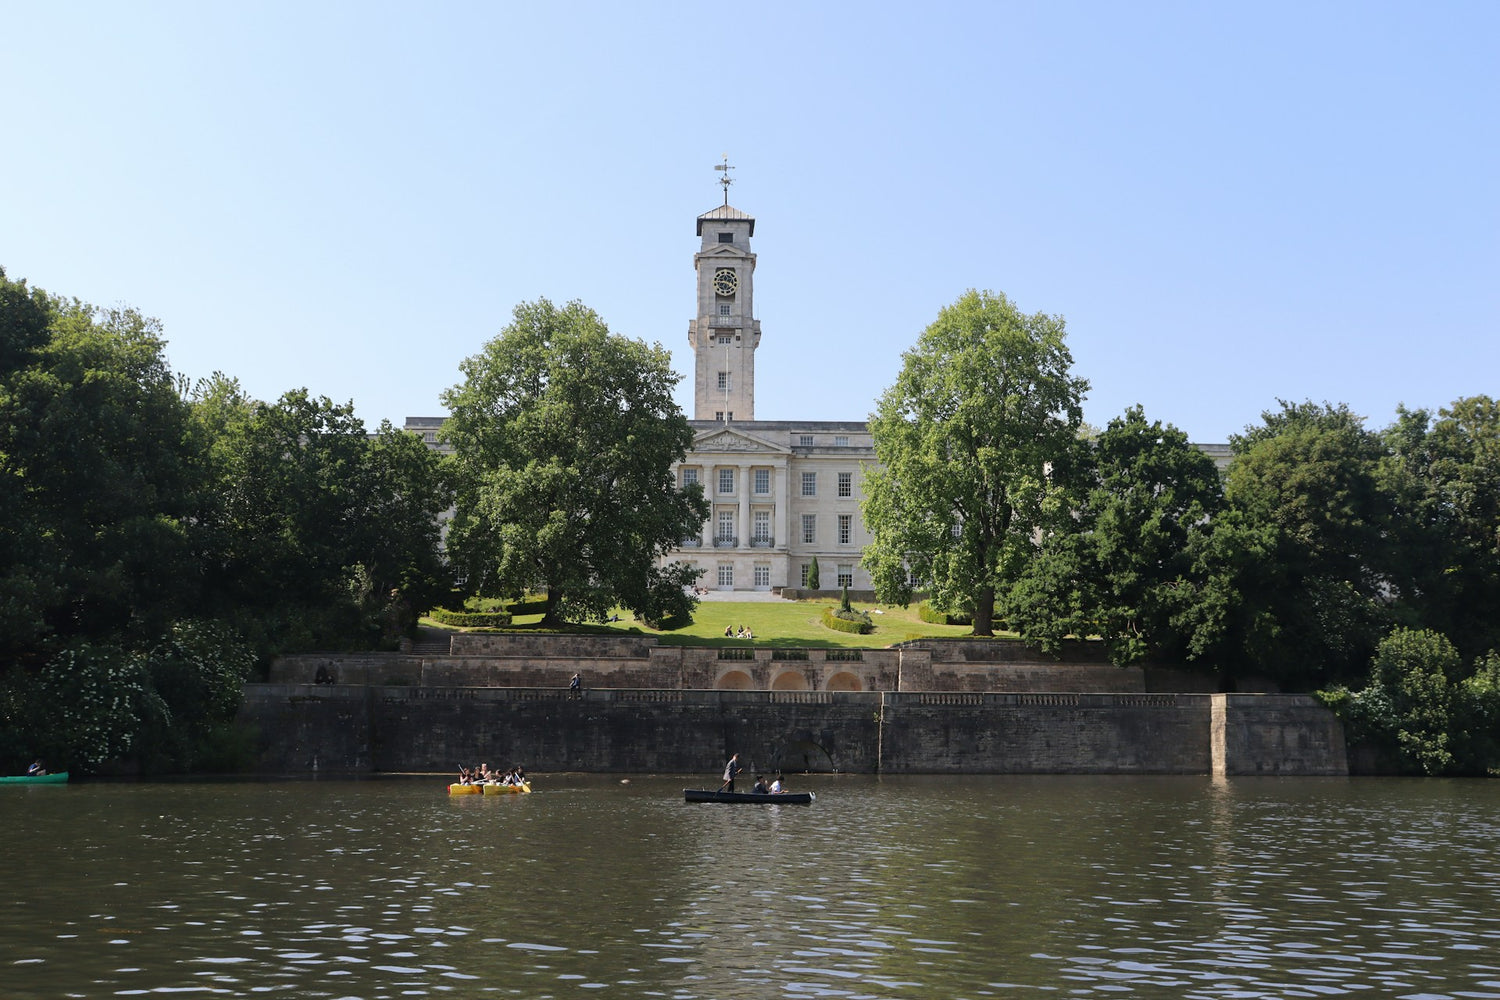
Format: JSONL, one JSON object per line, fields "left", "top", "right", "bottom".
{"left": 862, "top": 290, "right": 1088, "bottom": 635}
{"left": 440, "top": 298, "right": 707, "bottom": 625}
{"left": 1005, "top": 405, "right": 1224, "bottom": 665}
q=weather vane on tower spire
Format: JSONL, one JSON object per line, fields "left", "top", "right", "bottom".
{"left": 714, "top": 154, "right": 734, "bottom": 206}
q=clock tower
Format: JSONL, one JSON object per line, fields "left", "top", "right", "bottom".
{"left": 689, "top": 160, "right": 761, "bottom": 421}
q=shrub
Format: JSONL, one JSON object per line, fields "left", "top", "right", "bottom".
{"left": 918, "top": 602, "right": 972, "bottom": 626}
{"left": 429, "top": 607, "right": 513, "bottom": 628}
{"left": 822, "top": 606, "right": 873, "bottom": 635}
{"left": 807, "top": 557, "right": 820, "bottom": 590}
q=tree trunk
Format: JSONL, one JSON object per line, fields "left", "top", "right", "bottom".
{"left": 972, "top": 586, "right": 995, "bottom": 637}
{"left": 540, "top": 585, "right": 566, "bottom": 627}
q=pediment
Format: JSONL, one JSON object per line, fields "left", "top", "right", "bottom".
{"left": 691, "top": 427, "right": 789, "bottom": 455}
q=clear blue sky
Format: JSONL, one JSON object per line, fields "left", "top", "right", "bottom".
{"left": 5, "top": 2, "right": 1496, "bottom": 444}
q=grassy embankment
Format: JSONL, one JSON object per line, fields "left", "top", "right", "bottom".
{"left": 424, "top": 599, "right": 1017, "bottom": 648}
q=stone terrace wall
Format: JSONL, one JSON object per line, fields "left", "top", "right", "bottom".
{"left": 272, "top": 637, "right": 1230, "bottom": 695}
{"left": 236, "top": 685, "right": 1344, "bottom": 776}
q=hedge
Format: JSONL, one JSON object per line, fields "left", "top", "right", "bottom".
{"left": 428, "top": 607, "right": 513, "bottom": 628}
{"left": 821, "top": 607, "right": 874, "bottom": 635}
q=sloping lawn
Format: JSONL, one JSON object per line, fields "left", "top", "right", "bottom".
{"left": 429, "top": 599, "right": 1008, "bottom": 648}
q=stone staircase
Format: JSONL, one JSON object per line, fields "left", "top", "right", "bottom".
{"left": 409, "top": 627, "right": 452, "bottom": 656}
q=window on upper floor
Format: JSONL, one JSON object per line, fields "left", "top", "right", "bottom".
{"left": 801, "top": 472, "right": 817, "bottom": 497}
{"left": 718, "top": 303, "right": 731, "bottom": 317}
{"left": 718, "top": 232, "right": 734, "bottom": 243}
{"left": 835, "top": 435, "right": 849, "bottom": 447}
{"left": 717, "top": 371, "right": 732, "bottom": 392}
{"left": 838, "top": 514, "right": 852, "bottom": 545}
{"left": 681, "top": 467, "right": 700, "bottom": 488}
{"left": 801, "top": 514, "right": 816, "bottom": 544}
{"left": 837, "top": 564, "right": 853, "bottom": 588}
{"left": 719, "top": 468, "right": 734, "bottom": 494}
{"left": 838, "top": 472, "right": 852, "bottom": 498}
{"left": 799, "top": 434, "right": 814, "bottom": 447}
{"left": 717, "top": 333, "right": 733, "bottom": 344}
{"left": 753, "top": 468, "right": 770, "bottom": 494}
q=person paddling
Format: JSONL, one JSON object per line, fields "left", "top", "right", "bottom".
{"left": 720, "top": 753, "right": 741, "bottom": 792}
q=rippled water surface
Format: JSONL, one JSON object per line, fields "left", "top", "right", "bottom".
{"left": 3, "top": 774, "right": 1499, "bottom": 998}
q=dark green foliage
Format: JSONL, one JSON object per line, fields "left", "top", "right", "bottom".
{"left": 1176, "top": 401, "right": 1393, "bottom": 687}
{"left": 918, "top": 602, "right": 972, "bottom": 626}
{"left": 0, "top": 269, "right": 451, "bottom": 773}
{"left": 864, "top": 290, "right": 1088, "bottom": 635}
{"left": 441, "top": 298, "right": 708, "bottom": 626}
{"left": 1319, "top": 627, "right": 1500, "bottom": 775}
{"left": 428, "top": 607, "right": 514, "bottom": 628}
{"left": 1004, "top": 405, "right": 1223, "bottom": 665}
{"left": 822, "top": 606, "right": 874, "bottom": 635}
{"left": 807, "top": 557, "right": 821, "bottom": 591}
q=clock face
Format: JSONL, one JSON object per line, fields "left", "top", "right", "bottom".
{"left": 713, "top": 268, "right": 738, "bottom": 297}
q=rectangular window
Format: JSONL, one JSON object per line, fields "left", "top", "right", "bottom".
{"left": 753, "top": 510, "right": 771, "bottom": 542}
{"left": 800, "top": 563, "right": 811, "bottom": 587}
{"left": 682, "top": 467, "right": 699, "bottom": 488}
{"left": 951, "top": 521, "right": 963, "bottom": 539}
{"left": 717, "top": 563, "right": 733, "bottom": 587}
{"left": 799, "top": 434, "right": 814, "bottom": 447}
{"left": 753, "top": 468, "right": 769, "bottom": 494}
{"left": 838, "top": 471, "right": 852, "bottom": 498}
{"left": 717, "top": 333, "right": 733, "bottom": 344}
{"left": 838, "top": 564, "right": 853, "bottom": 588}
{"left": 801, "top": 472, "right": 817, "bottom": 497}
{"left": 718, "top": 232, "right": 734, "bottom": 243}
{"left": 717, "top": 511, "right": 735, "bottom": 541}
{"left": 753, "top": 563, "right": 770, "bottom": 587}
{"left": 835, "top": 435, "right": 849, "bottom": 447}
{"left": 717, "top": 371, "right": 731, "bottom": 392}
{"left": 719, "top": 468, "right": 734, "bottom": 494}
{"left": 838, "top": 514, "right": 852, "bottom": 545}
{"left": 715, "top": 411, "right": 724, "bottom": 421}
{"left": 718, "top": 303, "right": 731, "bottom": 317}
{"left": 801, "top": 514, "right": 816, "bottom": 544}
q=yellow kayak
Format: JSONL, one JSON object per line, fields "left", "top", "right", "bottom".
{"left": 448, "top": 783, "right": 483, "bottom": 795}
{"left": 482, "top": 781, "right": 531, "bottom": 795}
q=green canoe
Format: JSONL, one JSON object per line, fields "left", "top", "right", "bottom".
{"left": 0, "top": 771, "right": 69, "bottom": 784}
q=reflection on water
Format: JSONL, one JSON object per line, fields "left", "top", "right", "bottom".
{"left": 2, "top": 774, "right": 1499, "bottom": 998}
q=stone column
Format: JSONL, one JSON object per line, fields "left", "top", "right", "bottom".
{"left": 738, "top": 463, "right": 752, "bottom": 552}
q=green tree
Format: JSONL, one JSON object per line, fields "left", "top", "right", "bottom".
{"left": 1005, "top": 405, "right": 1224, "bottom": 665}
{"left": 0, "top": 283, "right": 199, "bottom": 655}
{"left": 862, "top": 290, "right": 1088, "bottom": 636}
{"left": 1180, "top": 401, "right": 1392, "bottom": 687}
{"left": 440, "top": 298, "right": 707, "bottom": 625}
{"left": 1327, "top": 627, "right": 1460, "bottom": 775}
{"left": 1380, "top": 396, "right": 1500, "bottom": 661}
{"left": 807, "top": 556, "right": 821, "bottom": 591}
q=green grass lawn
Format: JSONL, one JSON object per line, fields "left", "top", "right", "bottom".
{"left": 425, "top": 598, "right": 1013, "bottom": 648}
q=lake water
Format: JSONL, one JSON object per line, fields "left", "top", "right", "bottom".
{"left": 3, "top": 774, "right": 1499, "bottom": 999}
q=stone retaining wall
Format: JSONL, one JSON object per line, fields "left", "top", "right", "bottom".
{"left": 235, "top": 685, "right": 1346, "bottom": 776}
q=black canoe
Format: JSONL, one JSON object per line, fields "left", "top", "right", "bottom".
{"left": 684, "top": 788, "right": 814, "bottom": 805}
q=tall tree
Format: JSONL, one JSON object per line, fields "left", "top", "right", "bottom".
{"left": 862, "top": 290, "right": 1089, "bottom": 636}
{"left": 1380, "top": 396, "right": 1500, "bottom": 660}
{"left": 1180, "top": 400, "right": 1393, "bottom": 687}
{"left": 0, "top": 286, "right": 198, "bottom": 653}
{"left": 1005, "top": 405, "right": 1224, "bottom": 665}
{"left": 440, "top": 298, "right": 707, "bottom": 625}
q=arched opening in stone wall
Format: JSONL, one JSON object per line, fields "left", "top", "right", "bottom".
{"left": 717, "top": 670, "right": 753, "bottom": 690}
{"left": 771, "top": 671, "right": 809, "bottom": 691}
{"left": 825, "top": 671, "right": 863, "bottom": 692}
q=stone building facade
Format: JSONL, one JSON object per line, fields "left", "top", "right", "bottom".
{"left": 669, "top": 197, "right": 880, "bottom": 592}
{"left": 407, "top": 182, "right": 1230, "bottom": 595}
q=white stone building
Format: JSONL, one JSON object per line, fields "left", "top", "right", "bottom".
{"left": 409, "top": 180, "right": 1229, "bottom": 596}
{"left": 670, "top": 196, "right": 878, "bottom": 593}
